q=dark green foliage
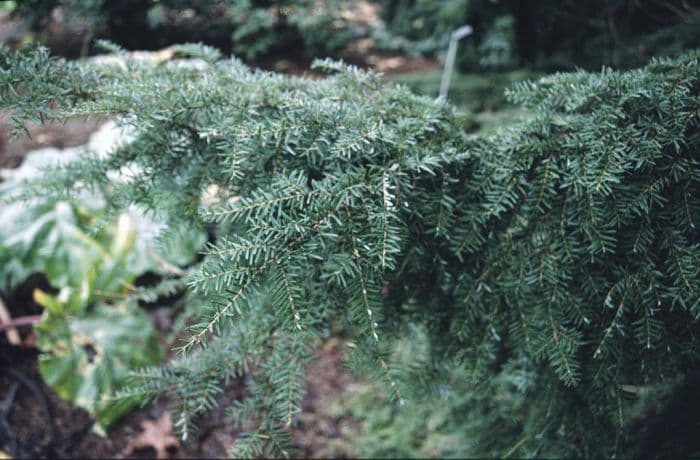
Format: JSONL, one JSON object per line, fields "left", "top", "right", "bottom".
{"left": 372, "top": 0, "right": 473, "bottom": 56}
{"left": 9, "top": 0, "right": 360, "bottom": 60}
{"left": 376, "top": 0, "right": 700, "bottom": 71}
{"left": 508, "top": 0, "right": 700, "bottom": 70}
{"left": 1, "top": 44, "right": 699, "bottom": 457}
{"left": 226, "top": 0, "right": 360, "bottom": 61}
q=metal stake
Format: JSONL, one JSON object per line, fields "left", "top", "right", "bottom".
{"left": 438, "top": 25, "right": 473, "bottom": 101}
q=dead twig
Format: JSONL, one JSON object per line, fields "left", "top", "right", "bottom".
{"left": 0, "top": 297, "right": 21, "bottom": 345}
{"left": 0, "top": 315, "right": 42, "bottom": 333}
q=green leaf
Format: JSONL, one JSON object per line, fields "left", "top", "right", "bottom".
{"left": 35, "top": 301, "right": 162, "bottom": 434}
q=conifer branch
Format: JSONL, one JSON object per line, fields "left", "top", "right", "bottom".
{"left": 2, "top": 45, "right": 699, "bottom": 458}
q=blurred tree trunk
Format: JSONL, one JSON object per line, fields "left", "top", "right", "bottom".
{"left": 504, "top": 0, "right": 536, "bottom": 64}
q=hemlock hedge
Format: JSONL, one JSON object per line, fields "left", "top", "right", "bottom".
{"left": 1, "top": 44, "right": 699, "bottom": 457}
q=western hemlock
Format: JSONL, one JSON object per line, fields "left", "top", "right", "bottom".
{"left": 1, "top": 44, "right": 698, "bottom": 457}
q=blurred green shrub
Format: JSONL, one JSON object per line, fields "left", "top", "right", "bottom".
{"left": 7, "top": 0, "right": 699, "bottom": 70}
{"left": 33, "top": 261, "right": 163, "bottom": 435}
{"left": 0, "top": 194, "right": 164, "bottom": 433}
{"left": 0, "top": 138, "right": 206, "bottom": 433}
{"left": 374, "top": 0, "right": 699, "bottom": 71}
{"left": 227, "top": 0, "right": 361, "bottom": 60}
{"left": 7, "top": 0, "right": 363, "bottom": 60}
{"left": 371, "top": 0, "right": 472, "bottom": 57}
{"left": 477, "top": 15, "right": 515, "bottom": 70}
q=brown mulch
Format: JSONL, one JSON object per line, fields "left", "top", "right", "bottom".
{"left": 0, "top": 330, "right": 360, "bottom": 459}
{"left": 0, "top": 345, "right": 244, "bottom": 459}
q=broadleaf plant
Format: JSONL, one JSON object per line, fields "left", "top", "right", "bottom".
{"left": 34, "top": 298, "right": 162, "bottom": 434}
{"left": 0, "top": 127, "right": 206, "bottom": 433}
{"left": 0, "top": 43, "right": 698, "bottom": 457}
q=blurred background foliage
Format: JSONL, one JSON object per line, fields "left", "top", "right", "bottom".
{"left": 1, "top": 0, "right": 697, "bottom": 70}
{"left": 375, "top": 0, "right": 700, "bottom": 71}
{"left": 3, "top": 0, "right": 367, "bottom": 61}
